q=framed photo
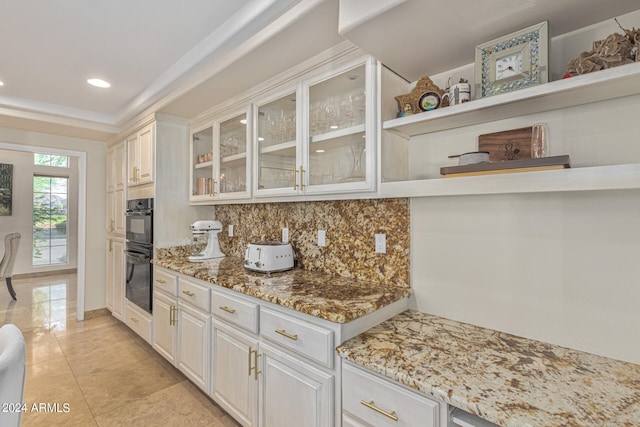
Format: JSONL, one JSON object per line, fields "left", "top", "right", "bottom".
{"left": 475, "top": 21, "right": 549, "bottom": 97}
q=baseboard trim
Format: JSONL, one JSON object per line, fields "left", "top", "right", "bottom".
{"left": 13, "top": 268, "right": 77, "bottom": 279}
{"left": 84, "top": 308, "right": 111, "bottom": 320}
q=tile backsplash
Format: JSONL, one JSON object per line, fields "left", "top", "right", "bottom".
{"left": 215, "top": 199, "right": 410, "bottom": 287}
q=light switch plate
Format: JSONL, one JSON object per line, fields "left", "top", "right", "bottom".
{"left": 228, "top": 224, "right": 234, "bottom": 237}
{"left": 375, "top": 233, "right": 386, "bottom": 254}
{"left": 282, "top": 227, "right": 289, "bottom": 243}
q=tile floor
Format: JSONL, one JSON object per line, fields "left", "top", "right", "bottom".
{"left": 0, "top": 273, "right": 239, "bottom": 426}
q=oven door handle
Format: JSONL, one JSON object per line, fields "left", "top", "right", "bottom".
{"left": 124, "top": 250, "right": 151, "bottom": 262}
{"left": 125, "top": 210, "right": 152, "bottom": 216}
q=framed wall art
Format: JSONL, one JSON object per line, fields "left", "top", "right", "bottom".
{"left": 0, "top": 163, "right": 13, "bottom": 216}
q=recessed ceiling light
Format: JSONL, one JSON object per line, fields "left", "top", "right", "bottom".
{"left": 330, "top": 125, "right": 338, "bottom": 129}
{"left": 0, "top": 81, "right": 4, "bottom": 86}
{"left": 315, "top": 149, "right": 325, "bottom": 153}
{"left": 240, "top": 119, "right": 247, "bottom": 124}
{"left": 87, "top": 78, "right": 110, "bottom": 88}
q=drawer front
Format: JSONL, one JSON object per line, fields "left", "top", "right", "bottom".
{"left": 342, "top": 362, "right": 439, "bottom": 427}
{"left": 125, "top": 303, "right": 153, "bottom": 345}
{"left": 178, "top": 277, "right": 211, "bottom": 312}
{"left": 154, "top": 268, "right": 178, "bottom": 296}
{"left": 211, "top": 290, "right": 259, "bottom": 334}
{"left": 260, "top": 307, "right": 333, "bottom": 368}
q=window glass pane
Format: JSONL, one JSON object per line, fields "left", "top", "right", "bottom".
{"left": 33, "top": 175, "right": 69, "bottom": 266}
{"left": 33, "top": 153, "right": 69, "bottom": 168}
{"left": 34, "top": 154, "right": 51, "bottom": 165}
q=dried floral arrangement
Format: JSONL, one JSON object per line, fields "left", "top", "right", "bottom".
{"left": 566, "top": 19, "right": 640, "bottom": 76}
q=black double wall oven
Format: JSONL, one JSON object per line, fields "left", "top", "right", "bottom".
{"left": 125, "top": 198, "right": 153, "bottom": 314}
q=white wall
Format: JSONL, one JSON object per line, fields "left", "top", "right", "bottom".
{"left": 410, "top": 190, "right": 640, "bottom": 365}
{"left": 0, "top": 149, "right": 78, "bottom": 274}
{"left": 0, "top": 127, "right": 106, "bottom": 312}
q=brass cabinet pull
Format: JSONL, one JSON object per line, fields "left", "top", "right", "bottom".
{"left": 248, "top": 347, "right": 261, "bottom": 380}
{"left": 293, "top": 167, "right": 298, "bottom": 190}
{"left": 182, "top": 290, "right": 195, "bottom": 297}
{"left": 133, "top": 166, "right": 139, "bottom": 183}
{"left": 169, "top": 306, "right": 177, "bottom": 326}
{"left": 275, "top": 329, "right": 298, "bottom": 341}
{"left": 155, "top": 279, "right": 166, "bottom": 284}
{"left": 131, "top": 317, "right": 139, "bottom": 324}
{"left": 360, "top": 400, "right": 398, "bottom": 422}
{"left": 108, "top": 239, "right": 112, "bottom": 252}
{"left": 110, "top": 219, "right": 115, "bottom": 233}
{"left": 219, "top": 306, "right": 236, "bottom": 314}
{"left": 299, "top": 166, "right": 306, "bottom": 190}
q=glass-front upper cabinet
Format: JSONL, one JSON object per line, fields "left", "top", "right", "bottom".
{"left": 304, "top": 58, "right": 375, "bottom": 194}
{"left": 254, "top": 87, "right": 299, "bottom": 197}
{"left": 190, "top": 107, "right": 251, "bottom": 203}
{"left": 190, "top": 125, "right": 214, "bottom": 201}
{"left": 253, "top": 57, "right": 376, "bottom": 198}
{"left": 215, "top": 107, "right": 251, "bottom": 200}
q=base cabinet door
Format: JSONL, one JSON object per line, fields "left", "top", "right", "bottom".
{"left": 177, "top": 302, "right": 211, "bottom": 392}
{"left": 211, "top": 320, "right": 259, "bottom": 427}
{"left": 259, "top": 343, "right": 333, "bottom": 427}
{"left": 107, "top": 238, "right": 125, "bottom": 320}
{"left": 153, "top": 291, "right": 178, "bottom": 365}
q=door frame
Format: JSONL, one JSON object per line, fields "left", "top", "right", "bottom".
{"left": 0, "top": 141, "right": 87, "bottom": 321}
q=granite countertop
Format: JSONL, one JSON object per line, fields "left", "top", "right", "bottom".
{"left": 152, "top": 255, "right": 411, "bottom": 324}
{"left": 336, "top": 310, "right": 640, "bottom": 427}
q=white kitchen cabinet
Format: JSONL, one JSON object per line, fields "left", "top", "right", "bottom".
{"left": 153, "top": 290, "right": 178, "bottom": 365}
{"left": 341, "top": 361, "right": 439, "bottom": 427}
{"left": 106, "top": 140, "right": 125, "bottom": 235}
{"left": 177, "top": 278, "right": 211, "bottom": 393}
{"left": 253, "top": 56, "right": 377, "bottom": 199}
{"left": 211, "top": 319, "right": 259, "bottom": 427}
{"left": 106, "top": 237, "right": 124, "bottom": 320}
{"left": 125, "top": 299, "right": 153, "bottom": 344}
{"left": 190, "top": 106, "right": 251, "bottom": 203}
{"left": 259, "top": 341, "right": 333, "bottom": 427}
{"left": 127, "top": 123, "right": 155, "bottom": 187}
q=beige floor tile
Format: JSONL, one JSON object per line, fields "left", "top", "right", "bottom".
{"left": 76, "top": 355, "right": 183, "bottom": 417}
{"left": 94, "top": 380, "right": 239, "bottom": 427}
{"left": 3, "top": 272, "right": 239, "bottom": 426}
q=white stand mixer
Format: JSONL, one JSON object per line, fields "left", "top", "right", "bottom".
{"left": 188, "top": 220, "right": 225, "bottom": 262}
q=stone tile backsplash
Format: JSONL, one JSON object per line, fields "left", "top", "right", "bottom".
{"left": 214, "top": 199, "right": 410, "bottom": 287}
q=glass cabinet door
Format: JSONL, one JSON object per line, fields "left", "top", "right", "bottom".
{"left": 255, "top": 89, "right": 298, "bottom": 195}
{"left": 217, "top": 109, "right": 250, "bottom": 199}
{"left": 191, "top": 126, "right": 214, "bottom": 200}
{"left": 306, "top": 62, "right": 372, "bottom": 192}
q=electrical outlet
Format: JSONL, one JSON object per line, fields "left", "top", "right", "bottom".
{"left": 282, "top": 227, "right": 289, "bottom": 243}
{"left": 375, "top": 233, "right": 386, "bottom": 254}
{"left": 228, "top": 224, "right": 234, "bottom": 237}
{"left": 318, "top": 230, "right": 326, "bottom": 247}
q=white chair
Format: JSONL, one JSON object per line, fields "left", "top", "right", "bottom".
{"left": 0, "top": 324, "right": 26, "bottom": 427}
{"left": 0, "top": 233, "right": 21, "bottom": 300}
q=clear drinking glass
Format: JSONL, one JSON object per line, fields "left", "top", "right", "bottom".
{"left": 531, "top": 123, "right": 549, "bottom": 158}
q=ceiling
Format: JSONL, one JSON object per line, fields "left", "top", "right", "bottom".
{"left": 0, "top": 0, "right": 342, "bottom": 141}
{"left": 0, "top": 0, "right": 638, "bottom": 142}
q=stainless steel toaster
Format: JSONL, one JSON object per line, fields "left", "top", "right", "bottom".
{"left": 244, "top": 241, "right": 294, "bottom": 273}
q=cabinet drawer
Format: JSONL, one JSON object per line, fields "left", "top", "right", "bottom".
{"left": 178, "top": 278, "right": 211, "bottom": 312}
{"left": 154, "top": 268, "right": 178, "bottom": 296}
{"left": 211, "top": 289, "right": 259, "bottom": 334}
{"left": 260, "top": 307, "right": 333, "bottom": 368}
{"left": 342, "top": 362, "right": 439, "bottom": 427}
{"left": 125, "top": 302, "right": 153, "bottom": 345}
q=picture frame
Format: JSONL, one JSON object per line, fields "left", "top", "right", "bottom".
{"left": 0, "top": 163, "right": 13, "bottom": 216}
{"left": 475, "top": 21, "right": 549, "bottom": 98}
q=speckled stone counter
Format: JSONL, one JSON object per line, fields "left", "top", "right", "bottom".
{"left": 152, "top": 255, "right": 411, "bottom": 324}
{"left": 336, "top": 310, "right": 640, "bottom": 427}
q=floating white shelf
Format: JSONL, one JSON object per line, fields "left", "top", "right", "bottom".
{"left": 380, "top": 163, "right": 640, "bottom": 198}
{"left": 383, "top": 62, "right": 640, "bottom": 139}
{"left": 220, "top": 152, "right": 247, "bottom": 167}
